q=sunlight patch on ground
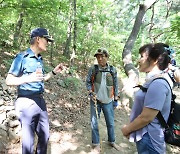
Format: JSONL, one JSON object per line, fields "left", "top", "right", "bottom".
{"left": 75, "top": 129, "right": 83, "bottom": 135}
{"left": 60, "top": 133, "right": 73, "bottom": 141}
{"left": 119, "top": 143, "right": 129, "bottom": 148}
{"left": 49, "top": 131, "right": 81, "bottom": 153}
{"left": 60, "top": 142, "right": 78, "bottom": 150}
{"left": 49, "top": 132, "right": 62, "bottom": 142}
{"left": 44, "top": 88, "right": 51, "bottom": 93}
{"left": 58, "top": 99, "right": 64, "bottom": 104}
{"left": 65, "top": 103, "right": 72, "bottom": 108}
{"left": 79, "top": 151, "right": 88, "bottom": 154}
{"left": 51, "top": 119, "right": 61, "bottom": 127}
{"left": 49, "top": 140, "right": 79, "bottom": 153}
{"left": 63, "top": 122, "right": 73, "bottom": 128}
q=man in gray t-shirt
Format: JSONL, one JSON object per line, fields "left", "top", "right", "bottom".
{"left": 86, "top": 48, "right": 119, "bottom": 152}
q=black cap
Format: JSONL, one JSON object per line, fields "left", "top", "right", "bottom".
{"left": 94, "top": 48, "right": 109, "bottom": 57}
{"left": 30, "top": 28, "right": 54, "bottom": 42}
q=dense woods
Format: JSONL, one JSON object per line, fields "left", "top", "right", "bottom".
{"left": 0, "top": 0, "right": 179, "bottom": 76}
{"left": 0, "top": 1, "right": 180, "bottom": 153}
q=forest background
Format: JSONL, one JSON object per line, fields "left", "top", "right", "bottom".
{"left": 0, "top": 0, "right": 179, "bottom": 79}
{"left": 0, "top": 0, "right": 180, "bottom": 153}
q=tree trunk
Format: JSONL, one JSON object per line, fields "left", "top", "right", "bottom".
{"left": 122, "top": 0, "right": 158, "bottom": 85}
{"left": 13, "top": 12, "right": 24, "bottom": 48}
{"left": 121, "top": 0, "right": 158, "bottom": 107}
{"left": 63, "top": 20, "right": 72, "bottom": 58}
{"left": 63, "top": 0, "right": 73, "bottom": 58}
{"left": 70, "top": 0, "right": 77, "bottom": 65}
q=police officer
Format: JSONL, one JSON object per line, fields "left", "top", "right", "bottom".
{"left": 6, "top": 28, "right": 64, "bottom": 154}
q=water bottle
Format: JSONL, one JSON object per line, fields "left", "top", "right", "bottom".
{"left": 36, "top": 62, "right": 43, "bottom": 74}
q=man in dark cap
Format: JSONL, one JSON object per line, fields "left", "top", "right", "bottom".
{"left": 86, "top": 48, "right": 119, "bottom": 153}
{"left": 6, "top": 28, "right": 64, "bottom": 154}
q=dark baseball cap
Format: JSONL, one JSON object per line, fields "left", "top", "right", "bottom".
{"left": 30, "top": 28, "right": 54, "bottom": 42}
{"left": 94, "top": 48, "right": 109, "bottom": 57}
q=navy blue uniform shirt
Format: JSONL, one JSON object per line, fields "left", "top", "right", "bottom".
{"left": 8, "top": 48, "right": 44, "bottom": 96}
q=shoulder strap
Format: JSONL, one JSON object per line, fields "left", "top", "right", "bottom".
{"left": 93, "top": 64, "right": 99, "bottom": 81}
{"left": 94, "top": 64, "right": 99, "bottom": 74}
{"left": 135, "top": 77, "right": 172, "bottom": 129}
{"left": 168, "top": 72, "right": 176, "bottom": 83}
{"left": 153, "top": 77, "right": 172, "bottom": 129}
{"left": 94, "top": 65, "right": 115, "bottom": 76}
{"left": 157, "top": 111, "right": 169, "bottom": 128}
{"left": 152, "top": 77, "right": 171, "bottom": 90}
{"left": 109, "top": 65, "right": 114, "bottom": 78}
{"left": 134, "top": 77, "right": 172, "bottom": 93}
{"left": 134, "top": 85, "right": 148, "bottom": 92}
{"left": 93, "top": 65, "right": 115, "bottom": 85}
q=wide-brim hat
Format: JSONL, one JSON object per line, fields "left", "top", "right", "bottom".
{"left": 30, "top": 28, "right": 54, "bottom": 42}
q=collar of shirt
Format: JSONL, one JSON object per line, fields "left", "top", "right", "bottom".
{"left": 146, "top": 70, "right": 163, "bottom": 80}
{"left": 24, "top": 48, "right": 43, "bottom": 60}
{"left": 98, "top": 63, "right": 109, "bottom": 71}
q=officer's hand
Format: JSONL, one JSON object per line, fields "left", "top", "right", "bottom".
{"left": 28, "top": 72, "right": 44, "bottom": 82}
{"left": 53, "top": 63, "right": 68, "bottom": 74}
{"left": 113, "top": 100, "right": 118, "bottom": 109}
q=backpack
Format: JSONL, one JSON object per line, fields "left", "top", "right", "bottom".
{"left": 135, "top": 77, "right": 180, "bottom": 147}
{"left": 93, "top": 64, "right": 114, "bottom": 81}
{"left": 91, "top": 64, "right": 115, "bottom": 95}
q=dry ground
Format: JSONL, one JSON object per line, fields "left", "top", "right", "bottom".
{"left": 3, "top": 74, "right": 180, "bottom": 154}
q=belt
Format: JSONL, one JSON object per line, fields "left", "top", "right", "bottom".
{"left": 18, "top": 93, "right": 44, "bottom": 98}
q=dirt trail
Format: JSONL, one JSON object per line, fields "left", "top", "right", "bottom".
{"left": 6, "top": 106, "right": 137, "bottom": 154}
{"left": 4, "top": 76, "right": 180, "bottom": 154}
{"left": 6, "top": 101, "right": 180, "bottom": 154}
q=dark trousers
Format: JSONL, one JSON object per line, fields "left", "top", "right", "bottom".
{"left": 15, "top": 95, "right": 49, "bottom": 154}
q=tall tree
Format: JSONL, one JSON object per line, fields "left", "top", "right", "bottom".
{"left": 122, "top": 0, "right": 159, "bottom": 87}
{"left": 63, "top": 18, "right": 73, "bottom": 58}
{"left": 13, "top": 11, "right": 25, "bottom": 47}
{"left": 70, "top": 0, "right": 77, "bottom": 65}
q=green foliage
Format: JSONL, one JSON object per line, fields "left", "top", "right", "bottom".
{"left": 68, "top": 66, "right": 78, "bottom": 75}
{"left": 0, "top": 0, "right": 179, "bottom": 70}
{"left": 2, "top": 58, "right": 14, "bottom": 69}
{"left": 170, "top": 14, "right": 180, "bottom": 39}
{"left": 63, "top": 76, "right": 80, "bottom": 91}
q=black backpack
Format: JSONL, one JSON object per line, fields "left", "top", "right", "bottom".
{"left": 135, "top": 77, "right": 180, "bottom": 147}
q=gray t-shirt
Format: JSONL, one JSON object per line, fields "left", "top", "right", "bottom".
{"left": 129, "top": 78, "right": 171, "bottom": 154}
{"left": 96, "top": 72, "right": 113, "bottom": 103}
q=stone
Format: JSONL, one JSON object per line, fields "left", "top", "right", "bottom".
{"left": 8, "top": 129, "right": 20, "bottom": 144}
{"left": 7, "top": 110, "right": 17, "bottom": 120}
{"left": 0, "top": 99, "right": 3, "bottom": 106}
{"left": 0, "top": 112, "right": 6, "bottom": 124}
{"left": 9, "top": 120, "right": 20, "bottom": 128}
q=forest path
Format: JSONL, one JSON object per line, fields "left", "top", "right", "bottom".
{"left": 5, "top": 76, "right": 180, "bottom": 154}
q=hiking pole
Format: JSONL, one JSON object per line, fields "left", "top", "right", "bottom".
{"left": 91, "top": 93, "right": 103, "bottom": 153}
